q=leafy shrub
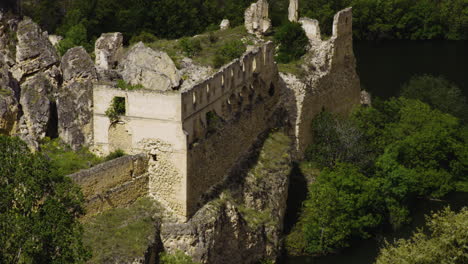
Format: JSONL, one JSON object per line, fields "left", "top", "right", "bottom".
{"left": 179, "top": 37, "right": 202, "bottom": 57}
{"left": 274, "top": 22, "right": 308, "bottom": 63}
{"left": 376, "top": 207, "right": 468, "bottom": 264}
{"left": 116, "top": 79, "right": 144, "bottom": 90}
{"left": 160, "top": 250, "right": 200, "bottom": 264}
{"left": 129, "top": 31, "right": 158, "bottom": 45}
{"left": 57, "top": 23, "right": 91, "bottom": 56}
{"left": 400, "top": 75, "right": 468, "bottom": 123}
{"left": 41, "top": 137, "right": 103, "bottom": 176}
{"left": 104, "top": 149, "right": 126, "bottom": 161}
{"left": 105, "top": 97, "right": 126, "bottom": 122}
{"left": 213, "top": 39, "right": 246, "bottom": 68}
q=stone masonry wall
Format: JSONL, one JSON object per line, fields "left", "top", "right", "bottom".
{"left": 68, "top": 154, "right": 149, "bottom": 215}
{"left": 181, "top": 42, "right": 280, "bottom": 217}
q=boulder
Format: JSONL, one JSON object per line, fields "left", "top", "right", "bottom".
{"left": 0, "top": 53, "right": 18, "bottom": 135}
{"left": 220, "top": 19, "right": 230, "bottom": 30}
{"left": 299, "top": 17, "right": 321, "bottom": 40}
{"left": 48, "top": 34, "right": 63, "bottom": 46}
{"left": 119, "top": 42, "right": 181, "bottom": 91}
{"left": 360, "top": 90, "right": 371, "bottom": 106}
{"left": 14, "top": 18, "right": 59, "bottom": 80}
{"left": 58, "top": 47, "right": 97, "bottom": 149}
{"left": 288, "top": 0, "right": 299, "bottom": 22}
{"left": 18, "top": 72, "right": 54, "bottom": 149}
{"left": 244, "top": 0, "right": 271, "bottom": 36}
{"left": 95, "top": 32, "right": 123, "bottom": 70}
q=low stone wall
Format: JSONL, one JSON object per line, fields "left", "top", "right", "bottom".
{"left": 68, "top": 154, "right": 150, "bottom": 215}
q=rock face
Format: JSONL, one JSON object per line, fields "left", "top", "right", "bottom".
{"left": 244, "top": 0, "right": 271, "bottom": 36}
{"left": 13, "top": 18, "right": 59, "bottom": 80}
{"left": 360, "top": 90, "right": 372, "bottom": 106}
{"left": 119, "top": 42, "right": 181, "bottom": 91}
{"left": 95, "top": 32, "right": 123, "bottom": 70}
{"left": 299, "top": 17, "right": 321, "bottom": 40}
{"left": 48, "top": 34, "right": 63, "bottom": 47}
{"left": 0, "top": 53, "right": 18, "bottom": 135}
{"left": 58, "top": 47, "right": 97, "bottom": 149}
{"left": 288, "top": 0, "right": 299, "bottom": 22}
{"left": 220, "top": 19, "right": 230, "bottom": 30}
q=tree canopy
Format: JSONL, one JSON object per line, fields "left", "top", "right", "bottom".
{"left": 0, "top": 136, "right": 90, "bottom": 263}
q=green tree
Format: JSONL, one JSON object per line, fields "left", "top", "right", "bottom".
{"left": 375, "top": 207, "right": 468, "bottom": 264}
{"left": 400, "top": 75, "right": 468, "bottom": 124}
{"left": 274, "top": 21, "right": 309, "bottom": 63}
{"left": 0, "top": 136, "right": 90, "bottom": 263}
{"left": 57, "top": 23, "right": 90, "bottom": 56}
{"left": 300, "top": 163, "right": 384, "bottom": 254}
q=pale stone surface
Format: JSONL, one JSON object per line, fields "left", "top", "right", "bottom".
{"left": 95, "top": 32, "right": 123, "bottom": 70}
{"left": 361, "top": 90, "right": 372, "bottom": 106}
{"left": 299, "top": 17, "right": 321, "bottom": 40}
{"left": 48, "top": 34, "right": 62, "bottom": 46}
{"left": 288, "top": 0, "right": 299, "bottom": 22}
{"left": 119, "top": 42, "right": 181, "bottom": 91}
{"left": 220, "top": 19, "right": 230, "bottom": 30}
{"left": 244, "top": 0, "right": 271, "bottom": 36}
{"left": 58, "top": 47, "right": 97, "bottom": 149}
{"left": 178, "top": 58, "right": 213, "bottom": 91}
{"left": 14, "top": 18, "right": 59, "bottom": 80}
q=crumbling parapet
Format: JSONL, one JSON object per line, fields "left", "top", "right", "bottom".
{"left": 244, "top": 0, "right": 271, "bottom": 36}
{"left": 299, "top": 17, "right": 321, "bottom": 41}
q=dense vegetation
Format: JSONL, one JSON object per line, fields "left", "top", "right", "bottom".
{"left": 287, "top": 76, "right": 468, "bottom": 255}
{"left": 376, "top": 207, "right": 468, "bottom": 264}
{"left": 0, "top": 136, "right": 90, "bottom": 263}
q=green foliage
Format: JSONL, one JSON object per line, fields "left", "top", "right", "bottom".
{"left": 57, "top": 23, "right": 91, "bottom": 56}
{"left": 129, "top": 31, "right": 158, "bottom": 45}
{"left": 213, "top": 39, "right": 246, "bottom": 68}
{"left": 400, "top": 75, "right": 468, "bottom": 124}
{"left": 105, "top": 97, "right": 126, "bottom": 123}
{"left": 160, "top": 250, "right": 200, "bottom": 264}
{"left": 179, "top": 37, "right": 202, "bottom": 57}
{"left": 301, "top": 0, "right": 468, "bottom": 40}
{"left": 0, "top": 135, "right": 90, "bottom": 263}
{"left": 116, "top": 79, "right": 144, "bottom": 90}
{"left": 300, "top": 163, "right": 384, "bottom": 254}
{"left": 375, "top": 207, "right": 468, "bottom": 264}
{"left": 274, "top": 22, "right": 308, "bottom": 63}
{"left": 83, "top": 197, "right": 160, "bottom": 263}
{"left": 41, "top": 137, "right": 103, "bottom": 176}
{"left": 305, "top": 111, "right": 375, "bottom": 171}
{"left": 104, "top": 149, "right": 126, "bottom": 162}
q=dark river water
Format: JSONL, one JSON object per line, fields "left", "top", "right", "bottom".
{"left": 282, "top": 40, "right": 468, "bottom": 264}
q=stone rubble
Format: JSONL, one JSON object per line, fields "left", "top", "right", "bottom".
{"left": 220, "top": 19, "right": 230, "bottom": 30}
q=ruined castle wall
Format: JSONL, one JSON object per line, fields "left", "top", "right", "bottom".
{"left": 68, "top": 154, "right": 149, "bottom": 215}
{"left": 294, "top": 7, "right": 361, "bottom": 155}
{"left": 93, "top": 84, "right": 188, "bottom": 217}
{"left": 181, "top": 42, "right": 280, "bottom": 216}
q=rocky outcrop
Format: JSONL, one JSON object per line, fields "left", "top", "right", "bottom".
{"left": 179, "top": 58, "right": 213, "bottom": 91}
{"left": 95, "top": 32, "right": 123, "bottom": 70}
{"left": 12, "top": 17, "right": 59, "bottom": 81}
{"left": 119, "top": 42, "right": 181, "bottom": 91}
{"left": 299, "top": 17, "right": 321, "bottom": 41}
{"left": 0, "top": 53, "right": 18, "bottom": 135}
{"left": 48, "top": 34, "right": 63, "bottom": 47}
{"left": 161, "top": 132, "right": 291, "bottom": 264}
{"left": 58, "top": 47, "right": 97, "bottom": 149}
{"left": 244, "top": 0, "right": 271, "bottom": 36}
{"left": 288, "top": 0, "right": 299, "bottom": 22}
{"left": 220, "top": 19, "right": 230, "bottom": 30}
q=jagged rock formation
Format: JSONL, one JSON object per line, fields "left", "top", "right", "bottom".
{"left": 0, "top": 53, "right": 18, "bottom": 135}
{"left": 299, "top": 17, "right": 321, "bottom": 40}
{"left": 288, "top": 0, "right": 299, "bottom": 22}
{"left": 244, "top": 0, "right": 271, "bottom": 36}
{"left": 220, "top": 19, "right": 230, "bottom": 30}
{"left": 58, "top": 47, "right": 97, "bottom": 149}
{"left": 119, "top": 42, "right": 181, "bottom": 91}
{"left": 95, "top": 32, "right": 123, "bottom": 70}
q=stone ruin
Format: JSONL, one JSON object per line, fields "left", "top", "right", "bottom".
{"left": 244, "top": 0, "right": 271, "bottom": 36}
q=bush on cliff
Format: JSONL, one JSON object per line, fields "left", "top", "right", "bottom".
{"left": 274, "top": 22, "right": 308, "bottom": 63}
{"left": 0, "top": 135, "right": 90, "bottom": 263}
